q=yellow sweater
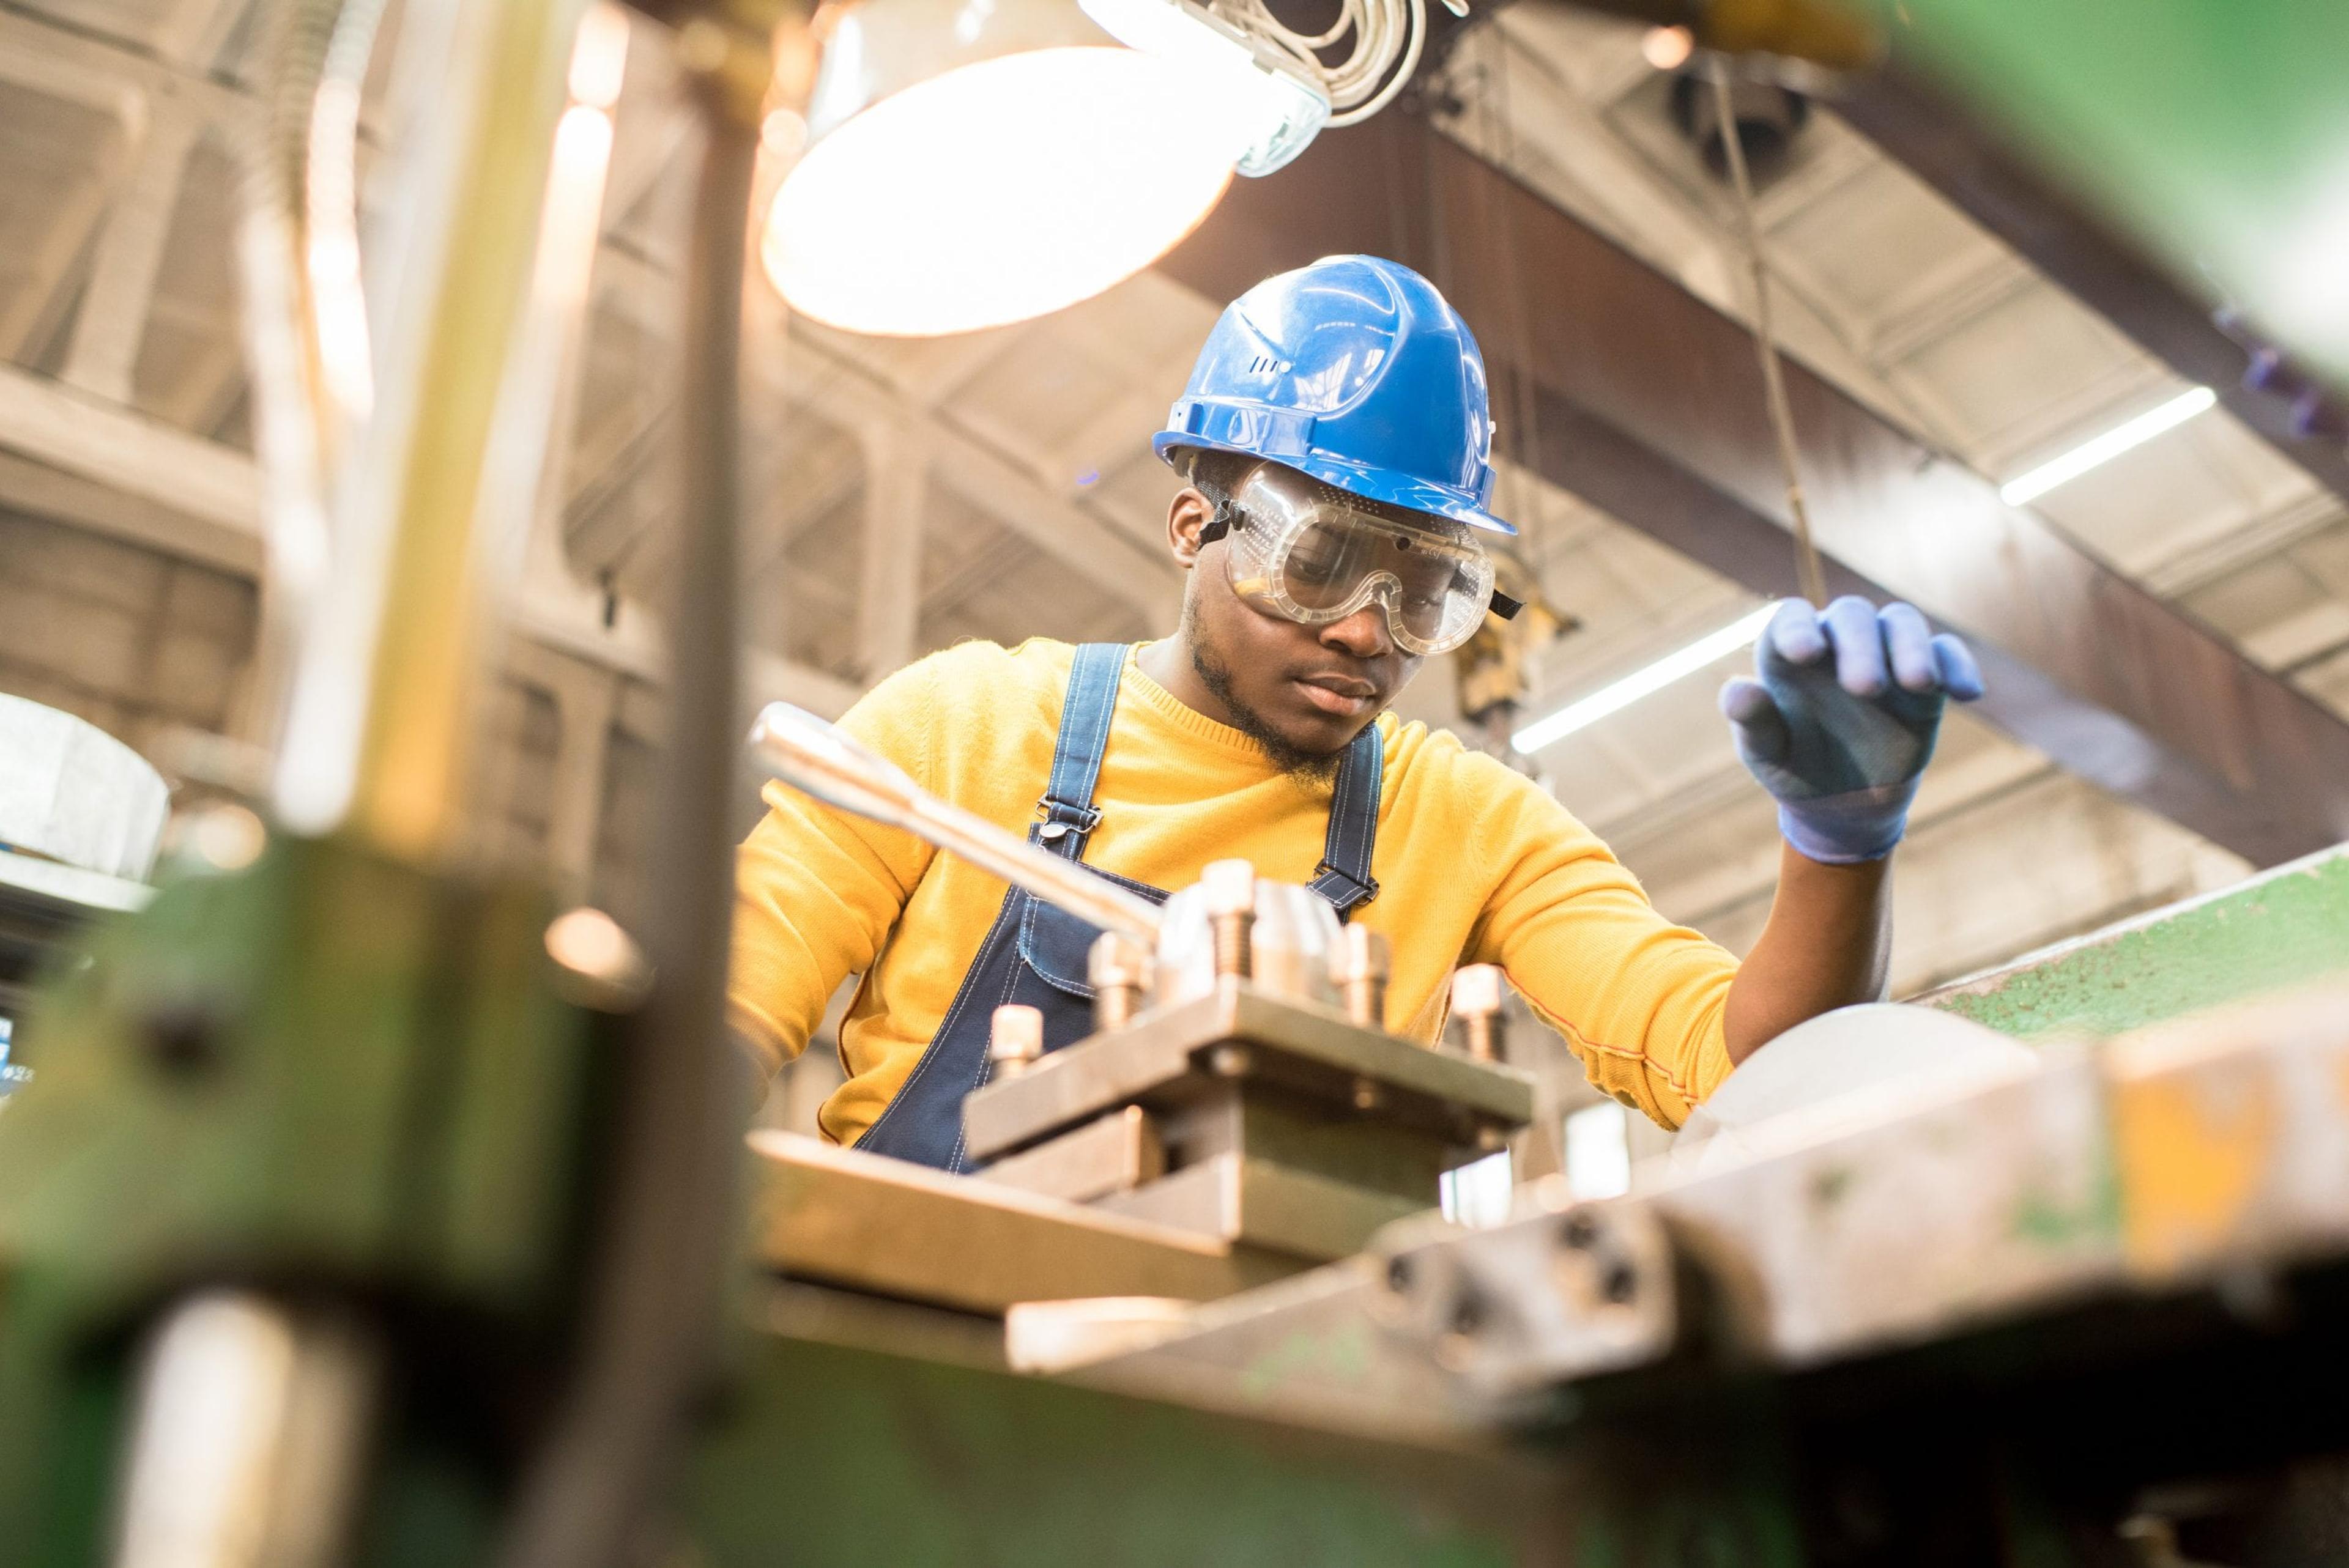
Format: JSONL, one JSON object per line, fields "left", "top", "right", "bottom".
{"left": 730, "top": 639, "right": 1739, "bottom": 1141}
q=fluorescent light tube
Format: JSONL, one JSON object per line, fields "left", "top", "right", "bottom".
{"left": 1998, "top": 386, "right": 2217, "bottom": 508}
{"left": 1512, "top": 605, "right": 1776, "bottom": 755}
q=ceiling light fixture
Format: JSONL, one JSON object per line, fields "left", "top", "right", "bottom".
{"left": 1512, "top": 605, "right": 1775, "bottom": 755}
{"left": 1997, "top": 386, "right": 2217, "bottom": 508}
{"left": 1079, "top": 0, "right": 1330, "bottom": 176}
{"left": 762, "top": 0, "right": 1327, "bottom": 338}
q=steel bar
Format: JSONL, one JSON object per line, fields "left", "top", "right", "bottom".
{"left": 112, "top": 1293, "right": 378, "bottom": 1568}
{"left": 748, "top": 1131, "right": 1302, "bottom": 1311}
{"left": 976, "top": 1104, "right": 1168, "bottom": 1204}
{"left": 1160, "top": 114, "right": 2349, "bottom": 867}
{"left": 746, "top": 703, "right": 1163, "bottom": 945}
{"left": 496, "top": 42, "right": 764, "bottom": 1568}
{"left": 1094, "top": 1152, "right": 1434, "bottom": 1262}
{"left": 961, "top": 982, "right": 1535, "bottom": 1164}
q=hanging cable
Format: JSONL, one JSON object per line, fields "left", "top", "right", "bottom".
{"left": 1215, "top": 0, "right": 1431, "bottom": 126}
{"left": 1709, "top": 57, "right": 1828, "bottom": 608}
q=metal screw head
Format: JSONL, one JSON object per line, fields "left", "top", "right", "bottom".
{"left": 1450, "top": 964, "right": 1503, "bottom": 1018}
{"left": 544, "top": 908, "right": 654, "bottom": 1012}
{"left": 1208, "top": 1043, "right": 1252, "bottom": 1078}
{"left": 1087, "top": 931, "right": 1152, "bottom": 991}
{"left": 989, "top": 1005, "right": 1044, "bottom": 1075}
{"left": 1329, "top": 925, "right": 1390, "bottom": 986}
{"left": 1350, "top": 1075, "right": 1382, "bottom": 1112}
{"left": 1200, "top": 859, "right": 1257, "bottom": 918}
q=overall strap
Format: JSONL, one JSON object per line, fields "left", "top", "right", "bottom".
{"left": 1036, "top": 643, "right": 1127, "bottom": 861}
{"left": 1307, "top": 722, "right": 1384, "bottom": 918}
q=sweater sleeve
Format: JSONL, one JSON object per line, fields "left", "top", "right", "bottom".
{"left": 726, "top": 658, "right": 943, "bottom": 1078}
{"left": 1462, "top": 756, "right": 1739, "bottom": 1130}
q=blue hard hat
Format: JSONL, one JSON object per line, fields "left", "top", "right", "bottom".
{"left": 1155, "top": 255, "right": 1512, "bottom": 536}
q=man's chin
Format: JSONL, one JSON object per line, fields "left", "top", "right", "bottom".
{"left": 1264, "top": 704, "right": 1376, "bottom": 767}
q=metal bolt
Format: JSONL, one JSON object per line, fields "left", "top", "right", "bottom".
{"left": 1450, "top": 964, "right": 1507, "bottom": 1063}
{"left": 1559, "top": 1211, "right": 1601, "bottom": 1251}
{"left": 989, "top": 1005, "right": 1044, "bottom": 1079}
{"left": 1385, "top": 1254, "right": 1414, "bottom": 1293}
{"left": 1087, "top": 931, "right": 1152, "bottom": 1032}
{"left": 1350, "top": 1075, "right": 1382, "bottom": 1113}
{"left": 1475, "top": 1125, "right": 1509, "bottom": 1154}
{"left": 1208, "top": 1043, "right": 1252, "bottom": 1078}
{"left": 544, "top": 907, "right": 654, "bottom": 1012}
{"left": 1329, "top": 925, "right": 1390, "bottom": 1029}
{"left": 1599, "top": 1260, "right": 1638, "bottom": 1306}
{"left": 1200, "top": 859, "right": 1256, "bottom": 981}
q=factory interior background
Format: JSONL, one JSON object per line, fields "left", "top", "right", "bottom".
{"left": 4, "top": 0, "right": 2342, "bottom": 1166}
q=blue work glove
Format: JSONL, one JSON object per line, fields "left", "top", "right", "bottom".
{"left": 1720, "top": 597, "right": 1985, "bottom": 864}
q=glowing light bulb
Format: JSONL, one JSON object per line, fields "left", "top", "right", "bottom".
{"left": 764, "top": 46, "right": 1241, "bottom": 336}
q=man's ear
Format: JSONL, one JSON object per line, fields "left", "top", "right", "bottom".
{"left": 1167, "top": 487, "right": 1215, "bottom": 569}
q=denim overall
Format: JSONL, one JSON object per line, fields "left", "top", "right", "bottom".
{"left": 855, "top": 642, "right": 1387, "bottom": 1172}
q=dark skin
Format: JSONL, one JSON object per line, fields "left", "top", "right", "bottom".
{"left": 1137, "top": 478, "right": 1890, "bottom": 1067}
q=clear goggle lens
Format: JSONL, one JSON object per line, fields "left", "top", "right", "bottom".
{"left": 1217, "top": 466, "right": 1496, "bottom": 656}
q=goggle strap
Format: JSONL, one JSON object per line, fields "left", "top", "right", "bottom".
{"left": 1197, "top": 495, "right": 1239, "bottom": 547}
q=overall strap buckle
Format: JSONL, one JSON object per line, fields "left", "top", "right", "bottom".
{"left": 1310, "top": 723, "right": 1385, "bottom": 920}
{"left": 1308, "top": 859, "right": 1379, "bottom": 911}
{"left": 1036, "top": 800, "right": 1104, "bottom": 844}
{"left": 1035, "top": 643, "right": 1126, "bottom": 859}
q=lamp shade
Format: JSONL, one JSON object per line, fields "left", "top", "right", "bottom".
{"left": 763, "top": 0, "right": 1259, "bottom": 336}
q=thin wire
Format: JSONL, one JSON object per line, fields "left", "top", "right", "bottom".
{"left": 1220, "top": 0, "right": 1427, "bottom": 124}
{"left": 1709, "top": 58, "right": 1828, "bottom": 608}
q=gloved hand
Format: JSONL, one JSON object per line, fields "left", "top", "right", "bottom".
{"left": 1720, "top": 596, "right": 1984, "bottom": 864}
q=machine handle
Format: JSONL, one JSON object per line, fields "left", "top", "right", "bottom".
{"left": 746, "top": 703, "right": 1163, "bottom": 946}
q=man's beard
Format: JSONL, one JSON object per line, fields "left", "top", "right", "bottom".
{"left": 1189, "top": 616, "right": 1347, "bottom": 785}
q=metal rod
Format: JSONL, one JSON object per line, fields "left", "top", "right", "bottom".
{"left": 746, "top": 703, "right": 1164, "bottom": 945}
{"left": 113, "top": 1292, "right": 377, "bottom": 1568}
{"left": 267, "top": 0, "right": 587, "bottom": 853}
{"left": 497, "top": 28, "right": 766, "bottom": 1567}
{"left": 1710, "top": 57, "right": 1828, "bottom": 610}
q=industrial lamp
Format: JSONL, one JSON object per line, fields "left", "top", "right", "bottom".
{"left": 762, "top": 0, "right": 1329, "bottom": 336}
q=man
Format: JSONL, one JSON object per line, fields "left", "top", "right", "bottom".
{"left": 730, "top": 255, "right": 1982, "bottom": 1169}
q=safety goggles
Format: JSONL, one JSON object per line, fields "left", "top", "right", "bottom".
{"left": 1200, "top": 465, "right": 1521, "bottom": 657}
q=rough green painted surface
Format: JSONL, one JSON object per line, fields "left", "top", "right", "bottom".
{"left": 0, "top": 836, "right": 595, "bottom": 1564}
{"left": 1919, "top": 847, "right": 2349, "bottom": 1040}
{"left": 1852, "top": 0, "right": 2349, "bottom": 390}
{"left": 688, "top": 1334, "right": 1538, "bottom": 1568}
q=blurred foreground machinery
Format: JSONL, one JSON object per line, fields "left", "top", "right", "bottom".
{"left": 0, "top": 0, "right": 2346, "bottom": 1564}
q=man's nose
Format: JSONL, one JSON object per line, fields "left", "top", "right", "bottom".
{"left": 1319, "top": 604, "right": 1392, "bottom": 659}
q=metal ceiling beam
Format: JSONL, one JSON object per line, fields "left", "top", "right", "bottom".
{"left": 1157, "top": 113, "right": 2349, "bottom": 867}
{"left": 1833, "top": 69, "right": 2349, "bottom": 514}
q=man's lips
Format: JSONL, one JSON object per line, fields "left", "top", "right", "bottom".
{"left": 1292, "top": 673, "right": 1381, "bottom": 717}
